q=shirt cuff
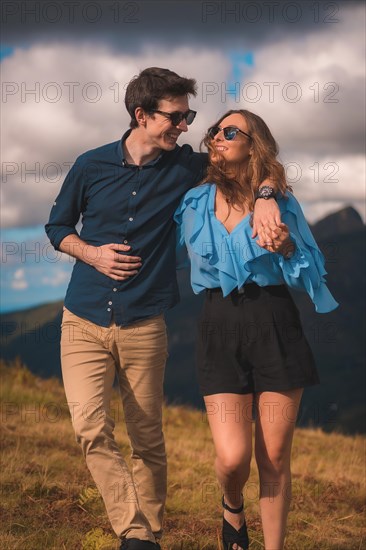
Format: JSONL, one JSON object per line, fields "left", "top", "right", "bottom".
{"left": 51, "top": 228, "right": 78, "bottom": 251}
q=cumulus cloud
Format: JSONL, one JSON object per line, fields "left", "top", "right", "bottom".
{"left": 1, "top": 2, "right": 365, "bottom": 231}
{"left": 2, "top": 44, "right": 229, "bottom": 227}
{"left": 11, "top": 268, "right": 28, "bottom": 290}
{"left": 41, "top": 269, "right": 71, "bottom": 287}
{"left": 240, "top": 4, "right": 365, "bottom": 157}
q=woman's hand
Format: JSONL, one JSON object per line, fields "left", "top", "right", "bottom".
{"left": 256, "top": 222, "right": 295, "bottom": 257}
{"left": 251, "top": 197, "right": 281, "bottom": 241}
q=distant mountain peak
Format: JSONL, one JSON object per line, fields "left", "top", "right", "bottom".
{"left": 312, "top": 206, "right": 364, "bottom": 240}
{"left": 335, "top": 206, "right": 363, "bottom": 222}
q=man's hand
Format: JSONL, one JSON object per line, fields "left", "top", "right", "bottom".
{"left": 59, "top": 235, "right": 142, "bottom": 281}
{"left": 86, "top": 243, "right": 142, "bottom": 281}
{"left": 256, "top": 222, "right": 295, "bottom": 257}
{"left": 251, "top": 198, "right": 281, "bottom": 243}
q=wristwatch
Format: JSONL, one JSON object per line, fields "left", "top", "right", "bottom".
{"left": 255, "top": 185, "right": 277, "bottom": 201}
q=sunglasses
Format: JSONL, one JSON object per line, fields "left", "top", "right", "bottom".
{"left": 150, "top": 109, "right": 197, "bottom": 126}
{"left": 208, "top": 125, "right": 252, "bottom": 141}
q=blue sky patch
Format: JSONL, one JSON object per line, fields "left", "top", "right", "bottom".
{"left": 2, "top": 225, "right": 46, "bottom": 242}
{"left": 0, "top": 46, "right": 14, "bottom": 62}
{"left": 228, "top": 51, "right": 254, "bottom": 85}
{"left": 1, "top": 224, "right": 73, "bottom": 312}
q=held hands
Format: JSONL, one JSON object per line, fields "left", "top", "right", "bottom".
{"left": 251, "top": 196, "right": 294, "bottom": 256}
{"left": 256, "top": 222, "right": 294, "bottom": 256}
{"left": 86, "top": 243, "right": 142, "bottom": 281}
{"left": 251, "top": 197, "right": 281, "bottom": 240}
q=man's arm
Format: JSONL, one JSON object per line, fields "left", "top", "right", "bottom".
{"left": 59, "top": 234, "right": 141, "bottom": 281}
{"left": 45, "top": 160, "right": 140, "bottom": 281}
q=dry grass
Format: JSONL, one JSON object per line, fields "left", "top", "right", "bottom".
{"left": 1, "top": 360, "right": 365, "bottom": 550}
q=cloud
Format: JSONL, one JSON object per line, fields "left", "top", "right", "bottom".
{"left": 1, "top": 44, "right": 229, "bottom": 227}
{"left": 242, "top": 4, "right": 365, "bottom": 157}
{"left": 11, "top": 268, "right": 28, "bottom": 290}
{"left": 41, "top": 269, "right": 70, "bottom": 287}
{"left": 1, "top": 2, "right": 365, "bottom": 231}
{"left": 4, "top": 0, "right": 359, "bottom": 51}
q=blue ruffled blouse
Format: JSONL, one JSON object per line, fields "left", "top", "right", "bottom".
{"left": 174, "top": 183, "right": 338, "bottom": 313}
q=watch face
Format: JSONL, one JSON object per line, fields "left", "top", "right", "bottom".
{"left": 259, "top": 186, "right": 273, "bottom": 198}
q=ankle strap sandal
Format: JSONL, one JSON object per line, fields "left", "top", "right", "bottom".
{"left": 222, "top": 495, "right": 249, "bottom": 550}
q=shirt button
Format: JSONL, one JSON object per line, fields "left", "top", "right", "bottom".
{"left": 53, "top": 201, "right": 57, "bottom": 205}
{"left": 113, "top": 288, "right": 117, "bottom": 292}
{"left": 132, "top": 191, "right": 137, "bottom": 196}
{"left": 129, "top": 217, "right": 133, "bottom": 222}
{"left": 107, "top": 308, "right": 111, "bottom": 312}
{"left": 108, "top": 301, "right": 112, "bottom": 305}
{"left": 124, "top": 240, "right": 128, "bottom": 244}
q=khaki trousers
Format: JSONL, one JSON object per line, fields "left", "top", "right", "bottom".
{"left": 61, "top": 308, "right": 168, "bottom": 542}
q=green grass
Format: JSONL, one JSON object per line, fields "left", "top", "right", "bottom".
{"left": 1, "top": 360, "right": 365, "bottom": 549}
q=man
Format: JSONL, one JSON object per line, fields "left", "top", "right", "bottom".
{"left": 45, "top": 67, "right": 280, "bottom": 549}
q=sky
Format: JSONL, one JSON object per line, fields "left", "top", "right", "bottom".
{"left": 1, "top": 0, "right": 365, "bottom": 312}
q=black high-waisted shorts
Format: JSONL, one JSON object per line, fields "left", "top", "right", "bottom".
{"left": 196, "top": 284, "right": 320, "bottom": 396}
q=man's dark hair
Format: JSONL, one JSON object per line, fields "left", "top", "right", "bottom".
{"left": 125, "top": 67, "right": 197, "bottom": 128}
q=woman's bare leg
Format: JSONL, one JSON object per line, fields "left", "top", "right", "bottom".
{"left": 254, "top": 389, "right": 303, "bottom": 550}
{"left": 204, "top": 393, "right": 254, "bottom": 550}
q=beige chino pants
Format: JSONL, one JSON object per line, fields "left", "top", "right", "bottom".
{"left": 61, "top": 307, "right": 168, "bottom": 542}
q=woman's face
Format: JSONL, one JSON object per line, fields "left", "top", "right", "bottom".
{"left": 209, "top": 113, "right": 252, "bottom": 167}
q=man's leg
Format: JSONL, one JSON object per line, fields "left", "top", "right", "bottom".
{"left": 61, "top": 308, "right": 155, "bottom": 542}
{"left": 111, "top": 314, "right": 168, "bottom": 541}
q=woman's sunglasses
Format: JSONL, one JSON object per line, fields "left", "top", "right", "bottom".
{"left": 150, "top": 109, "right": 197, "bottom": 126}
{"left": 208, "top": 125, "right": 252, "bottom": 141}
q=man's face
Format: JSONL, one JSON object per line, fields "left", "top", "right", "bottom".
{"left": 144, "top": 95, "right": 190, "bottom": 151}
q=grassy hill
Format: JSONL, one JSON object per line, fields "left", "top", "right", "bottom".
{"left": 1, "top": 360, "right": 365, "bottom": 550}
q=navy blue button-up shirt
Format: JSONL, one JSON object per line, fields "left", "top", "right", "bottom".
{"left": 45, "top": 130, "right": 207, "bottom": 327}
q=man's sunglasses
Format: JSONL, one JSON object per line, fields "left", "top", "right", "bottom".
{"left": 150, "top": 109, "right": 197, "bottom": 126}
{"left": 208, "top": 125, "right": 252, "bottom": 141}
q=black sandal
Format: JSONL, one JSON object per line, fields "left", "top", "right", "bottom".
{"left": 222, "top": 495, "right": 249, "bottom": 550}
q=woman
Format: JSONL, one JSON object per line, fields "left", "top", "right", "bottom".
{"left": 174, "top": 110, "right": 338, "bottom": 550}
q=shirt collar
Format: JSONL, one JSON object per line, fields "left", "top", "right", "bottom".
{"left": 119, "top": 129, "right": 170, "bottom": 168}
